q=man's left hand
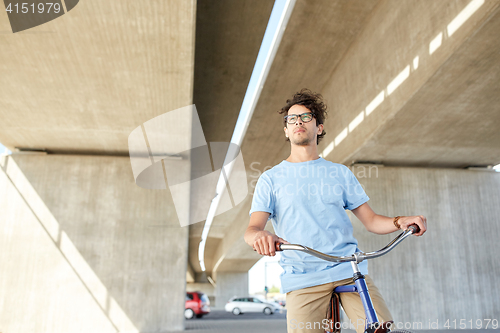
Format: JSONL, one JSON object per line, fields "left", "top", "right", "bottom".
{"left": 399, "top": 215, "right": 427, "bottom": 236}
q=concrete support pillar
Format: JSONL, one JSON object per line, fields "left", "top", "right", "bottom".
{"left": 0, "top": 154, "right": 188, "bottom": 333}
{"left": 214, "top": 272, "right": 249, "bottom": 309}
{"left": 348, "top": 165, "right": 500, "bottom": 328}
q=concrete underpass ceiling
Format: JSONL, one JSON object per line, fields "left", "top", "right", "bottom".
{"left": 316, "top": 1, "right": 500, "bottom": 169}
{"left": 348, "top": 6, "right": 500, "bottom": 168}
{"left": 193, "top": 0, "right": 275, "bottom": 144}
{"left": 188, "top": 0, "right": 274, "bottom": 251}
{"left": 0, "top": 0, "right": 196, "bottom": 154}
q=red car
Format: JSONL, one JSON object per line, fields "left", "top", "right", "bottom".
{"left": 185, "top": 292, "right": 210, "bottom": 319}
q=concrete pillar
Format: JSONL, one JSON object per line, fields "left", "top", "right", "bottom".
{"left": 348, "top": 165, "right": 500, "bottom": 328}
{"left": 214, "top": 272, "right": 249, "bottom": 309}
{"left": 0, "top": 154, "right": 188, "bottom": 333}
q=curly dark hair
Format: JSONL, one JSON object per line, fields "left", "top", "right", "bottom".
{"left": 278, "top": 88, "right": 328, "bottom": 144}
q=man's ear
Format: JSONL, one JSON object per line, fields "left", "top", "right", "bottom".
{"left": 284, "top": 127, "right": 288, "bottom": 137}
{"left": 317, "top": 124, "right": 324, "bottom": 135}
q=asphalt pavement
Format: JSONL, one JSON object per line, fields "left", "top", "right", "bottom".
{"left": 166, "top": 309, "right": 289, "bottom": 333}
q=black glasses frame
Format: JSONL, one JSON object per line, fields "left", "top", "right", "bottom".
{"left": 284, "top": 112, "right": 315, "bottom": 124}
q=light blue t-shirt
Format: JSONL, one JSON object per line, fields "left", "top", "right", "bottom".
{"left": 249, "top": 157, "right": 370, "bottom": 294}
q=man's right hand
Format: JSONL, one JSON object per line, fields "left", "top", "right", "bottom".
{"left": 253, "top": 230, "right": 290, "bottom": 257}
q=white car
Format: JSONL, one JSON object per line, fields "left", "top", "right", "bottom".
{"left": 225, "top": 296, "right": 281, "bottom": 315}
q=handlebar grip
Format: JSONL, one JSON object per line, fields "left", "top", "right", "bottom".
{"left": 408, "top": 224, "right": 420, "bottom": 234}
{"left": 275, "top": 242, "right": 283, "bottom": 252}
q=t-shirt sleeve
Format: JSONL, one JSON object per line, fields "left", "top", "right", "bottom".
{"left": 249, "top": 173, "right": 275, "bottom": 219}
{"left": 342, "top": 166, "right": 370, "bottom": 210}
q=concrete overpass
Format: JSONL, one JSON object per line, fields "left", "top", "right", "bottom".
{"left": 1, "top": 0, "right": 499, "bottom": 332}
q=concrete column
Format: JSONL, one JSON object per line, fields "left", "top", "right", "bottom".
{"left": 0, "top": 154, "right": 188, "bottom": 333}
{"left": 348, "top": 165, "right": 500, "bottom": 329}
{"left": 214, "top": 272, "right": 249, "bottom": 310}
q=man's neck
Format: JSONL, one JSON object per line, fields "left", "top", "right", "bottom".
{"left": 286, "top": 144, "right": 320, "bottom": 163}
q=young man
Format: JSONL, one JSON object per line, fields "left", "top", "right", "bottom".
{"left": 244, "top": 89, "right": 427, "bottom": 333}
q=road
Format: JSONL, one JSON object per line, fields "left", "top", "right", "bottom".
{"left": 166, "top": 309, "right": 289, "bottom": 333}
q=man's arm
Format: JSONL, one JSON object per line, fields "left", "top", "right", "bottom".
{"left": 244, "top": 211, "right": 289, "bottom": 256}
{"left": 351, "top": 202, "right": 427, "bottom": 236}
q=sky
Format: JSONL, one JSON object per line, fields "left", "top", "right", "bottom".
{"left": 0, "top": 143, "right": 10, "bottom": 155}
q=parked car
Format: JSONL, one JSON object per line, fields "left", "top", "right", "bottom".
{"left": 185, "top": 292, "right": 210, "bottom": 319}
{"left": 225, "top": 296, "right": 281, "bottom": 315}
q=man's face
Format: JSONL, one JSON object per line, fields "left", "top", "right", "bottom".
{"left": 283, "top": 105, "right": 323, "bottom": 146}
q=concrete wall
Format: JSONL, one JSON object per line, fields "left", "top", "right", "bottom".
{"left": 214, "top": 272, "right": 249, "bottom": 310}
{"left": 348, "top": 165, "right": 500, "bottom": 329}
{"left": 0, "top": 154, "right": 188, "bottom": 333}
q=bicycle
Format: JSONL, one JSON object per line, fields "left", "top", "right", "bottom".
{"left": 274, "top": 225, "right": 420, "bottom": 333}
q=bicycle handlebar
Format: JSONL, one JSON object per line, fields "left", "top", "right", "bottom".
{"left": 274, "top": 225, "right": 419, "bottom": 264}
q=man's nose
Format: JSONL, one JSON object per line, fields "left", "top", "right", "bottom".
{"left": 294, "top": 117, "right": 303, "bottom": 125}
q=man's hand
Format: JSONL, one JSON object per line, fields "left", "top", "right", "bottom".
{"left": 398, "top": 215, "right": 427, "bottom": 236}
{"left": 253, "top": 230, "right": 290, "bottom": 257}
{"left": 245, "top": 211, "right": 290, "bottom": 256}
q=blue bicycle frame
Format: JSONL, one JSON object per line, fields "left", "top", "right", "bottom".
{"left": 334, "top": 262, "right": 379, "bottom": 327}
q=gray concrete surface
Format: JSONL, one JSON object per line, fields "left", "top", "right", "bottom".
{"left": 342, "top": 2, "right": 500, "bottom": 168}
{"left": 193, "top": 0, "right": 275, "bottom": 144}
{"left": 0, "top": 154, "right": 188, "bottom": 332}
{"left": 214, "top": 272, "right": 249, "bottom": 310}
{"left": 0, "top": 0, "right": 196, "bottom": 154}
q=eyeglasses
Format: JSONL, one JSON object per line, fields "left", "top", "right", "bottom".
{"left": 284, "top": 112, "right": 314, "bottom": 124}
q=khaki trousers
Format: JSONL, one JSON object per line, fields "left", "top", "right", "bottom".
{"left": 286, "top": 275, "right": 393, "bottom": 333}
